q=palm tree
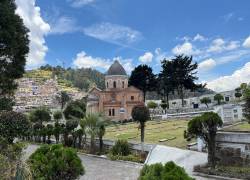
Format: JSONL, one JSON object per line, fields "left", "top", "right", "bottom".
{"left": 81, "top": 113, "right": 110, "bottom": 154}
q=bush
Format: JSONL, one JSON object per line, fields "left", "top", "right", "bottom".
{"left": 0, "top": 111, "right": 30, "bottom": 143}
{"left": 139, "top": 161, "right": 194, "bottom": 180}
{"left": 108, "top": 154, "right": 144, "bottom": 163}
{"left": 28, "top": 144, "right": 84, "bottom": 180}
{"left": 111, "top": 139, "right": 131, "bottom": 156}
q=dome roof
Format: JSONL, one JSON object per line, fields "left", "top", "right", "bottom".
{"left": 106, "top": 60, "right": 127, "bottom": 76}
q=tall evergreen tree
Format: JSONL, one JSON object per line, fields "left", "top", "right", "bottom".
{"left": 171, "top": 55, "right": 201, "bottom": 107}
{"left": 0, "top": 0, "right": 29, "bottom": 97}
{"left": 158, "top": 59, "right": 175, "bottom": 108}
{"left": 129, "top": 65, "right": 156, "bottom": 102}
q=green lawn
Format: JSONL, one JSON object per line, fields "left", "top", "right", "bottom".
{"left": 104, "top": 119, "right": 191, "bottom": 149}
{"left": 223, "top": 121, "right": 250, "bottom": 131}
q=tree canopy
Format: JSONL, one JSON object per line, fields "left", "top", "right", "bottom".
{"left": 185, "top": 112, "right": 223, "bottom": 167}
{"left": 139, "top": 161, "right": 194, "bottom": 180}
{"left": 0, "top": 0, "right": 29, "bottom": 96}
{"left": 0, "top": 111, "right": 30, "bottom": 143}
{"left": 214, "top": 94, "right": 224, "bottom": 105}
{"left": 28, "top": 144, "right": 84, "bottom": 180}
{"left": 129, "top": 65, "right": 156, "bottom": 101}
{"left": 64, "top": 100, "right": 86, "bottom": 120}
{"left": 200, "top": 97, "right": 211, "bottom": 108}
{"left": 29, "top": 107, "right": 51, "bottom": 124}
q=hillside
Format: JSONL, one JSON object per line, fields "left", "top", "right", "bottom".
{"left": 24, "top": 69, "right": 80, "bottom": 93}
{"left": 40, "top": 65, "right": 105, "bottom": 91}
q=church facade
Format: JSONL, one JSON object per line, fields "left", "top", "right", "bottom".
{"left": 86, "top": 60, "right": 144, "bottom": 121}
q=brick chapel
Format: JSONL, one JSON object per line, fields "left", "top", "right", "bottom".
{"left": 86, "top": 60, "right": 144, "bottom": 121}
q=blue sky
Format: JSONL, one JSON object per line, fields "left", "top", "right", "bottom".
{"left": 15, "top": 0, "right": 250, "bottom": 92}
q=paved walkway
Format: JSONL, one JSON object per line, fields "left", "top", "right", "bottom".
{"left": 146, "top": 145, "right": 210, "bottom": 179}
{"left": 23, "top": 144, "right": 142, "bottom": 180}
{"left": 80, "top": 155, "right": 142, "bottom": 180}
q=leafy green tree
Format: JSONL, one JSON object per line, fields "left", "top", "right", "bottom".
{"left": 158, "top": 59, "right": 175, "bottom": 107}
{"left": 242, "top": 87, "right": 250, "bottom": 123}
{"left": 0, "top": 97, "right": 14, "bottom": 111}
{"left": 139, "top": 161, "right": 194, "bottom": 180}
{"left": 235, "top": 87, "right": 242, "bottom": 99}
{"left": 214, "top": 94, "right": 224, "bottom": 105}
{"left": 129, "top": 65, "right": 156, "bottom": 102}
{"left": 185, "top": 112, "right": 223, "bottom": 167}
{"left": 147, "top": 101, "right": 158, "bottom": 109}
{"left": 28, "top": 144, "right": 84, "bottom": 180}
{"left": 29, "top": 107, "right": 51, "bottom": 124}
{"left": 0, "top": 0, "right": 29, "bottom": 97}
{"left": 53, "top": 110, "right": 62, "bottom": 122}
{"left": 46, "top": 124, "right": 54, "bottom": 143}
{"left": 64, "top": 100, "right": 86, "bottom": 120}
{"left": 0, "top": 111, "right": 30, "bottom": 143}
{"left": 171, "top": 55, "right": 201, "bottom": 107}
{"left": 64, "top": 120, "right": 79, "bottom": 146}
{"left": 56, "top": 91, "right": 71, "bottom": 110}
{"left": 160, "top": 101, "right": 168, "bottom": 113}
{"left": 131, "top": 105, "right": 150, "bottom": 152}
{"left": 240, "top": 83, "right": 248, "bottom": 90}
{"left": 200, "top": 97, "right": 211, "bottom": 108}
{"left": 53, "top": 122, "right": 62, "bottom": 144}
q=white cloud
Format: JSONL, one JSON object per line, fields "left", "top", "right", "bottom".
{"left": 243, "top": 36, "right": 250, "bottom": 48}
{"left": 223, "top": 12, "right": 234, "bottom": 22}
{"left": 68, "top": 0, "right": 95, "bottom": 8}
{"left": 154, "top": 48, "right": 172, "bottom": 62}
{"left": 207, "top": 62, "right": 250, "bottom": 92}
{"left": 193, "top": 34, "right": 206, "bottom": 41}
{"left": 198, "top": 58, "right": 216, "bottom": 72}
{"left": 73, "top": 51, "right": 111, "bottom": 69}
{"left": 49, "top": 16, "right": 79, "bottom": 35}
{"left": 83, "top": 22, "right": 143, "bottom": 46}
{"left": 172, "top": 42, "right": 200, "bottom": 55}
{"left": 73, "top": 51, "right": 134, "bottom": 74}
{"left": 139, "top": 52, "right": 153, "bottom": 63}
{"left": 207, "top": 38, "right": 239, "bottom": 53}
{"left": 207, "top": 38, "right": 225, "bottom": 53}
{"left": 15, "top": 0, "right": 50, "bottom": 68}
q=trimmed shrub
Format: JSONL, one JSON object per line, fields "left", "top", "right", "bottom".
{"left": 111, "top": 139, "right": 131, "bottom": 156}
{"left": 139, "top": 161, "right": 194, "bottom": 180}
{"left": 28, "top": 144, "right": 84, "bottom": 180}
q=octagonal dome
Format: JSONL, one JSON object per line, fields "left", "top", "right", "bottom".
{"left": 106, "top": 60, "right": 127, "bottom": 76}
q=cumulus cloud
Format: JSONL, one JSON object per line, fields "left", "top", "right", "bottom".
{"left": 198, "top": 58, "right": 216, "bottom": 72}
{"left": 49, "top": 16, "right": 79, "bottom": 35}
{"left": 243, "top": 36, "right": 250, "bottom": 48}
{"left": 193, "top": 34, "right": 206, "bottom": 41}
{"left": 172, "top": 42, "right": 200, "bottom": 55}
{"left": 73, "top": 51, "right": 111, "bottom": 70}
{"left": 83, "top": 22, "right": 143, "bottom": 46}
{"left": 139, "top": 52, "right": 153, "bottom": 63}
{"left": 207, "top": 62, "right": 250, "bottom": 92}
{"left": 67, "top": 0, "right": 95, "bottom": 8}
{"left": 73, "top": 51, "right": 134, "bottom": 74}
{"left": 207, "top": 38, "right": 239, "bottom": 53}
{"left": 15, "top": 0, "right": 50, "bottom": 68}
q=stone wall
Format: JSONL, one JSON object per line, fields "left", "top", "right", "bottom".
{"left": 216, "top": 131, "right": 250, "bottom": 167}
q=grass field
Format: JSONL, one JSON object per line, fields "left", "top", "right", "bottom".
{"left": 104, "top": 119, "right": 192, "bottom": 149}
{"left": 223, "top": 121, "right": 250, "bottom": 131}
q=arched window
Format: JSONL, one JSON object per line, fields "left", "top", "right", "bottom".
{"left": 113, "top": 81, "right": 116, "bottom": 88}
{"left": 106, "top": 82, "right": 109, "bottom": 88}
{"left": 122, "top": 81, "right": 124, "bottom": 88}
